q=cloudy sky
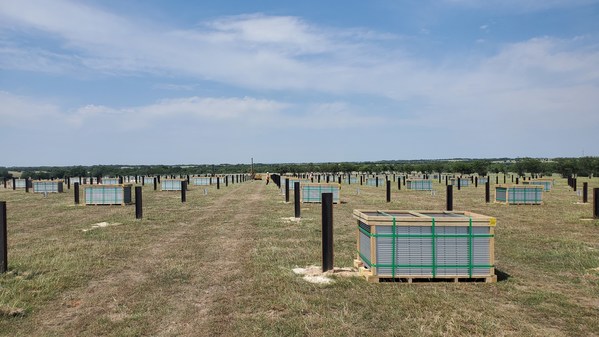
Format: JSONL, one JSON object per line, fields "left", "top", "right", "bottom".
{"left": 1, "top": 0, "right": 598, "bottom": 166}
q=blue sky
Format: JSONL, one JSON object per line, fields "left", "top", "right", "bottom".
{"left": 1, "top": 0, "right": 598, "bottom": 166}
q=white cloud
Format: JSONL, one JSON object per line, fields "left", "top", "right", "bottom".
{"left": 67, "top": 96, "right": 289, "bottom": 129}
{"left": 0, "top": 1, "right": 597, "bottom": 137}
{"left": 0, "top": 91, "right": 63, "bottom": 126}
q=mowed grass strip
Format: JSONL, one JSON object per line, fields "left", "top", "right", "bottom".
{"left": 1, "top": 176, "right": 599, "bottom": 336}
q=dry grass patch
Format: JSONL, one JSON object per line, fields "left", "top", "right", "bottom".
{"left": 0, "top": 176, "right": 598, "bottom": 336}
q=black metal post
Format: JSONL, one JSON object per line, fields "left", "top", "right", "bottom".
{"left": 74, "top": 182, "right": 80, "bottom": 205}
{"left": 516, "top": 177, "right": 519, "bottom": 185}
{"left": 154, "top": 177, "right": 157, "bottom": 191}
{"left": 3, "top": 178, "right": 6, "bottom": 189}
{"left": 285, "top": 178, "right": 290, "bottom": 203}
{"left": 375, "top": 176, "right": 379, "bottom": 188}
{"left": 475, "top": 177, "right": 478, "bottom": 188}
{"left": 11, "top": 178, "right": 15, "bottom": 190}
{"left": 322, "top": 192, "right": 333, "bottom": 272}
{"left": 398, "top": 179, "right": 401, "bottom": 190}
{"left": 360, "top": 176, "right": 363, "bottom": 185}
{"left": 217, "top": 177, "right": 220, "bottom": 189}
{"left": 181, "top": 181, "right": 187, "bottom": 202}
{"left": 457, "top": 177, "right": 461, "bottom": 190}
{"left": 326, "top": 175, "right": 330, "bottom": 183}
{"left": 445, "top": 175, "right": 448, "bottom": 186}
{"left": 135, "top": 186, "right": 142, "bottom": 219}
{"left": 446, "top": 185, "right": 453, "bottom": 211}
{"left": 573, "top": 178, "right": 577, "bottom": 192}
{"left": 338, "top": 176, "right": 341, "bottom": 185}
{"left": 594, "top": 188, "right": 599, "bottom": 219}
{"left": 25, "top": 179, "right": 29, "bottom": 193}
{"left": 583, "top": 182, "right": 588, "bottom": 203}
{"left": 294, "top": 182, "right": 300, "bottom": 218}
{"left": 0, "top": 201, "right": 6, "bottom": 273}
{"left": 386, "top": 180, "right": 391, "bottom": 202}
{"left": 496, "top": 176, "right": 499, "bottom": 184}
{"left": 485, "top": 181, "right": 490, "bottom": 203}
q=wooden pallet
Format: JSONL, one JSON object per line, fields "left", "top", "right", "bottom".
{"left": 354, "top": 259, "right": 497, "bottom": 283}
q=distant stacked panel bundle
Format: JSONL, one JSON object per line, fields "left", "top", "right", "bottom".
{"left": 284, "top": 178, "right": 309, "bottom": 190}
{"left": 191, "top": 177, "right": 212, "bottom": 186}
{"left": 354, "top": 210, "right": 496, "bottom": 282}
{"left": 346, "top": 176, "right": 358, "bottom": 184}
{"left": 143, "top": 176, "right": 155, "bottom": 184}
{"left": 300, "top": 183, "right": 340, "bottom": 203}
{"left": 450, "top": 178, "right": 470, "bottom": 187}
{"left": 33, "top": 180, "right": 64, "bottom": 193}
{"left": 69, "top": 177, "right": 82, "bottom": 184}
{"left": 102, "top": 178, "right": 119, "bottom": 185}
{"left": 478, "top": 177, "right": 488, "bottom": 184}
{"left": 522, "top": 179, "right": 553, "bottom": 192}
{"left": 495, "top": 185, "right": 543, "bottom": 205}
{"left": 14, "top": 179, "right": 27, "bottom": 189}
{"left": 365, "top": 177, "right": 384, "bottom": 187}
{"left": 161, "top": 179, "right": 186, "bottom": 191}
{"left": 406, "top": 179, "right": 433, "bottom": 191}
{"left": 84, "top": 184, "right": 132, "bottom": 205}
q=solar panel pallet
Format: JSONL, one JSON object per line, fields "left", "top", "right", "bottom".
{"left": 522, "top": 179, "right": 553, "bottom": 192}
{"left": 143, "top": 177, "right": 155, "bottom": 184}
{"left": 300, "top": 183, "right": 340, "bottom": 204}
{"left": 161, "top": 179, "right": 186, "bottom": 191}
{"left": 365, "top": 178, "right": 384, "bottom": 187}
{"left": 191, "top": 177, "right": 212, "bottom": 186}
{"left": 406, "top": 179, "right": 433, "bottom": 191}
{"left": 284, "top": 178, "right": 309, "bottom": 190}
{"left": 354, "top": 210, "right": 496, "bottom": 283}
{"left": 83, "top": 184, "right": 132, "bottom": 205}
{"left": 14, "top": 179, "right": 27, "bottom": 189}
{"left": 346, "top": 177, "right": 358, "bottom": 184}
{"left": 495, "top": 185, "right": 543, "bottom": 205}
{"left": 450, "top": 178, "right": 470, "bottom": 187}
{"left": 32, "top": 181, "right": 64, "bottom": 193}
{"left": 102, "top": 178, "right": 119, "bottom": 185}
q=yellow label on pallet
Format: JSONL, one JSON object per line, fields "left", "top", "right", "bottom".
{"left": 489, "top": 218, "right": 496, "bottom": 226}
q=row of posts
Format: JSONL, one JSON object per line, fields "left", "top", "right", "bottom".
{"left": 72, "top": 175, "right": 250, "bottom": 219}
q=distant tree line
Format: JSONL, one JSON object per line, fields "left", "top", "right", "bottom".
{"left": 2, "top": 157, "right": 598, "bottom": 180}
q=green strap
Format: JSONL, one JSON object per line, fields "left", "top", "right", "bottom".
{"left": 468, "top": 217, "right": 473, "bottom": 278}
{"left": 392, "top": 215, "right": 396, "bottom": 278}
{"left": 432, "top": 217, "right": 436, "bottom": 278}
{"left": 358, "top": 226, "right": 493, "bottom": 238}
{"left": 378, "top": 211, "right": 397, "bottom": 278}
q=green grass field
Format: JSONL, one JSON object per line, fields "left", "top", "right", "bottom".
{"left": 1, "top": 176, "right": 598, "bottom": 336}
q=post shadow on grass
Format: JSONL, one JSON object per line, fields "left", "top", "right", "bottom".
{"left": 495, "top": 269, "right": 511, "bottom": 282}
